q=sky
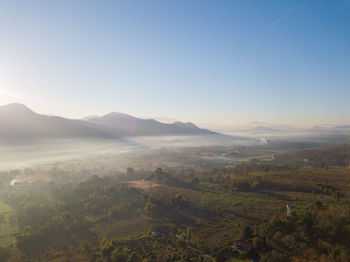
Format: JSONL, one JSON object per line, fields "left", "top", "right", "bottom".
{"left": 0, "top": 0, "right": 349, "bottom": 127}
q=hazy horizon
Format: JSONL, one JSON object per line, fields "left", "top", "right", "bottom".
{"left": 1, "top": 2, "right": 350, "bottom": 261}
{"left": 1, "top": 102, "right": 349, "bottom": 130}
{"left": 1, "top": 0, "right": 349, "bottom": 127}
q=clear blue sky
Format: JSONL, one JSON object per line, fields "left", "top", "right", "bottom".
{"left": 0, "top": 0, "right": 349, "bottom": 127}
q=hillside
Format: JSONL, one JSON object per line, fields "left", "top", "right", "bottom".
{"left": 0, "top": 104, "right": 117, "bottom": 141}
{"left": 85, "top": 112, "right": 216, "bottom": 136}
{"left": 0, "top": 104, "right": 218, "bottom": 142}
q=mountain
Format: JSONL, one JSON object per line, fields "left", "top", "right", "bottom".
{"left": 82, "top": 115, "right": 100, "bottom": 121}
{"left": 0, "top": 104, "right": 217, "bottom": 142}
{"left": 334, "top": 125, "right": 350, "bottom": 130}
{"left": 253, "top": 126, "right": 279, "bottom": 131}
{"left": 85, "top": 112, "right": 216, "bottom": 136}
{"left": 0, "top": 103, "right": 118, "bottom": 141}
{"left": 142, "top": 116, "right": 178, "bottom": 123}
{"left": 304, "top": 125, "right": 350, "bottom": 136}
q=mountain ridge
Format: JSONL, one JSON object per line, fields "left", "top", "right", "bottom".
{"left": 85, "top": 111, "right": 216, "bottom": 137}
{"left": 0, "top": 103, "right": 118, "bottom": 141}
{"left": 0, "top": 104, "right": 217, "bottom": 141}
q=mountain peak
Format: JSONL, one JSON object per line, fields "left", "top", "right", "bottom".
{"left": 82, "top": 115, "right": 100, "bottom": 121}
{"left": 0, "top": 103, "right": 35, "bottom": 114}
{"left": 173, "top": 121, "right": 198, "bottom": 128}
{"left": 103, "top": 112, "right": 135, "bottom": 119}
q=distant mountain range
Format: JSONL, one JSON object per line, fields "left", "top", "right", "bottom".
{"left": 201, "top": 121, "right": 350, "bottom": 137}
{"left": 1, "top": 103, "right": 348, "bottom": 142}
{"left": 86, "top": 113, "right": 214, "bottom": 137}
{"left": 0, "top": 103, "right": 215, "bottom": 141}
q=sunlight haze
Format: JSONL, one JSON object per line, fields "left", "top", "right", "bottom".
{"left": 0, "top": 0, "right": 349, "bottom": 127}
{"left": 1, "top": 2, "right": 350, "bottom": 261}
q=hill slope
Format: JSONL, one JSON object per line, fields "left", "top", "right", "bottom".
{"left": 0, "top": 103, "right": 117, "bottom": 141}
{"left": 0, "top": 104, "right": 218, "bottom": 142}
{"left": 85, "top": 112, "right": 216, "bottom": 136}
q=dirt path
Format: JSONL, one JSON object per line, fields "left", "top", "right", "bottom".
{"left": 129, "top": 180, "right": 160, "bottom": 190}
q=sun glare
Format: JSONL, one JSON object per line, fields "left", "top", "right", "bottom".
{"left": 0, "top": 88, "right": 16, "bottom": 98}
{"left": 0, "top": 88, "right": 22, "bottom": 105}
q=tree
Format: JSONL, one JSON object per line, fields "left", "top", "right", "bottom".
{"left": 111, "top": 249, "right": 128, "bottom": 262}
{"left": 239, "top": 223, "right": 253, "bottom": 240}
{"left": 126, "top": 167, "right": 135, "bottom": 176}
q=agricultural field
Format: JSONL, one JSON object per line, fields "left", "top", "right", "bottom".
{"left": 0, "top": 144, "right": 349, "bottom": 261}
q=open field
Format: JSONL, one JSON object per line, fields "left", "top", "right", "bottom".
{"left": 92, "top": 215, "right": 155, "bottom": 240}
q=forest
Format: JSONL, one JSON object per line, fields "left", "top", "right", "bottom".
{"left": 0, "top": 144, "right": 349, "bottom": 261}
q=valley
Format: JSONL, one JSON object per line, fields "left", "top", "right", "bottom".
{"left": 0, "top": 140, "right": 349, "bottom": 261}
